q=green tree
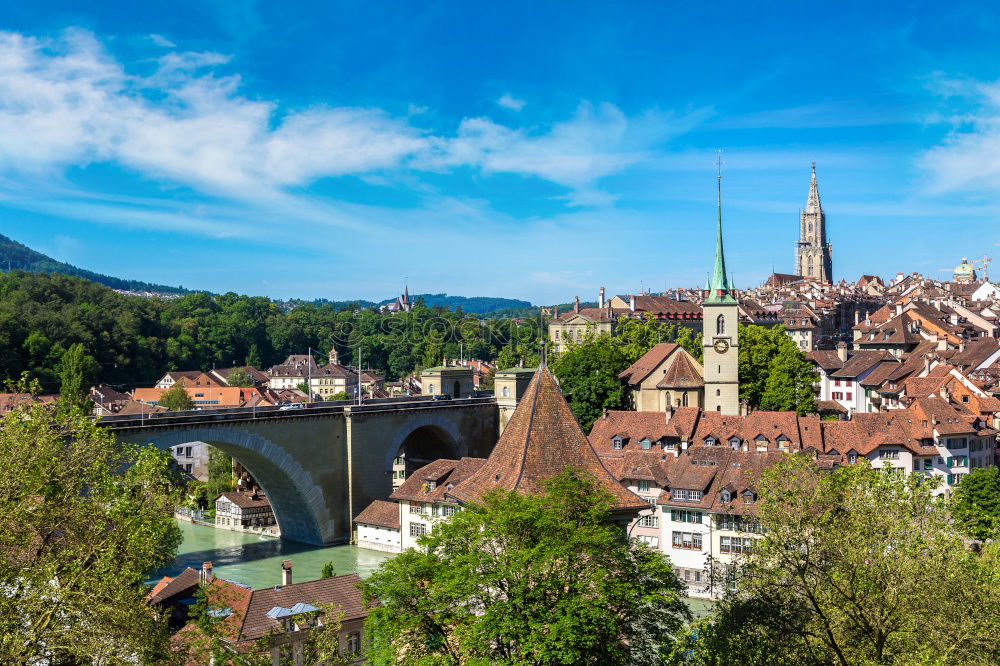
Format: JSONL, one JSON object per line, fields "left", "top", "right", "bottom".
{"left": 951, "top": 467, "right": 1000, "bottom": 541}
{"left": 321, "top": 561, "right": 336, "bottom": 578}
{"left": 57, "top": 342, "right": 98, "bottom": 412}
{"left": 0, "top": 378, "right": 182, "bottom": 664}
{"left": 206, "top": 446, "right": 235, "bottom": 498}
{"left": 738, "top": 324, "right": 816, "bottom": 414}
{"left": 550, "top": 334, "right": 630, "bottom": 431}
{"left": 225, "top": 367, "right": 256, "bottom": 387}
{"left": 159, "top": 383, "right": 195, "bottom": 411}
{"left": 676, "top": 457, "right": 1000, "bottom": 666}
{"left": 363, "top": 469, "right": 690, "bottom": 665}
{"left": 330, "top": 390, "right": 350, "bottom": 401}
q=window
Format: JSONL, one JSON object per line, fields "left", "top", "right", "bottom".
{"left": 720, "top": 536, "right": 754, "bottom": 553}
{"left": 705, "top": 437, "right": 716, "bottom": 447}
{"left": 720, "top": 489, "right": 731, "bottom": 503}
{"left": 640, "top": 438, "right": 651, "bottom": 450}
{"left": 846, "top": 393, "right": 853, "bottom": 401}
{"left": 742, "top": 491, "right": 755, "bottom": 505}
{"left": 879, "top": 449, "right": 899, "bottom": 460}
{"left": 637, "top": 515, "right": 659, "bottom": 528}
{"left": 346, "top": 632, "right": 361, "bottom": 655}
{"left": 635, "top": 534, "right": 658, "bottom": 548}
{"left": 670, "top": 489, "right": 703, "bottom": 502}
{"left": 612, "top": 436, "right": 624, "bottom": 450}
{"left": 501, "top": 386, "right": 509, "bottom": 398}
{"left": 393, "top": 457, "right": 403, "bottom": 466}
{"left": 671, "top": 509, "right": 702, "bottom": 523}
{"left": 946, "top": 438, "right": 968, "bottom": 450}
{"left": 409, "top": 503, "right": 422, "bottom": 514}
{"left": 716, "top": 314, "right": 726, "bottom": 335}
{"left": 755, "top": 435, "right": 768, "bottom": 451}
{"left": 923, "top": 458, "right": 933, "bottom": 470}
{"left": 409, "top": 523, "right": 427, "bottom": 537}
{"left": 638, "top": 480, "right": 651, "bottom": 492}
{"left": 671, "top": 531, "right": 703, "bottom": 550}
{"left": 441, "top": 505, "right": 458, "bottom": 517}
{"left": 428, "top": 383, "right": 435, "bottom": 394}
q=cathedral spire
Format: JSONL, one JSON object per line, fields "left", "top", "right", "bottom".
{"left": 706, "top": 151, "right": 736, "bottom": 304}
{"left": 805, "top": 159, "right": 822, "bottom": 214}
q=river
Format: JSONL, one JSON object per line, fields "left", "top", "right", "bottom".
{"left": 154, "top": 521, "right": 715, "bottom": 619}
{"left": 150, "top": 520, "right": 394, "bottom": 589}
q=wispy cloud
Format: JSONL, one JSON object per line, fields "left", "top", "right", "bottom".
{"left": 497, "top": 93, "right": 526, "bottom": 111}
{"left": 148, "top": 33, "right": 176, "bottom": 48}
{"left": 0, "top": 28, "right": 700, "bottom": 215}
{"left": 919, "top": 78, "right": 1000, "bottom": 194}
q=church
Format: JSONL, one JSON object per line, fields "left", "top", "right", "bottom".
{"left": 794, "top": 162, "right": 834, "bottom": 282}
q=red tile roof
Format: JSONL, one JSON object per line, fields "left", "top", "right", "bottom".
{"left": 352, "top": 500, "right": 401, "bottom": 530}
{"left": 448, "top": 368, "right": 647, "bottom": 513}
{"left": 619, "top": 343, "right": 679, "bottom": 385}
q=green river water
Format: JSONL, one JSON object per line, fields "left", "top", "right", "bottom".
{"left": 153, "top": 520, "right": 714, "bottom": 619}
{"left": 150, "top": 520, "right": 394, "bottom": 589}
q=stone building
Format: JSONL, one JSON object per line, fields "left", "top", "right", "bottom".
{"left": 794, "top": 162, "right": 833, "bottom": 283}
{"left": 215, "top": 491, "right": 277, "bottom": 534}
{"left": 619, "top": 343, "right": 704, "bottom": 411}
{"left": 420, "top": 365, "right": 474, "bottom": 398}
{"left": 494, "top": 366, "right": 536, "bottom": 433}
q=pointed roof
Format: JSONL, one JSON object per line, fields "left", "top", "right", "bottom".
{"left": 448, "top": 367, "right": 647, "bottom": 513}
{"left": 657, "top": 350, "right": 705, "bottom": 388}
{"left": 805, "top": 161, "right": 822, "bottom": 214}
{"left": 705, "top": 159, "right": 736, "bottom": 304}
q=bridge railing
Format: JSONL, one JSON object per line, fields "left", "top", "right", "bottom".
{"left": 98, "top": 395, "right": 496, "bottom": 429}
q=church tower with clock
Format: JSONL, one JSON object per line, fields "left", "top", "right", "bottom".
{"left": 702, "top": 157, "right": 740, "bottom": 415}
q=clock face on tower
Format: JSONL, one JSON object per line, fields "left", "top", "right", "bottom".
{"left": 713, "top": 339, "right": 730, "bottom": 354}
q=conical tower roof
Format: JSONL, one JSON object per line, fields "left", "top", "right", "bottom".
{"left": 705, "top": 159, "right": 736, "bottom": 304}
{"left": 448, "top": 367, "right": 646, "bottom": 513}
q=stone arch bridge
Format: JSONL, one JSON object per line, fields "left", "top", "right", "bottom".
{"left": 103, "top": 397, "right": 498, "bottom": 545}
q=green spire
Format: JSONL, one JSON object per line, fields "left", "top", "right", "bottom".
{"left": 705, "top": 151, "right": 736, "bottom": 304}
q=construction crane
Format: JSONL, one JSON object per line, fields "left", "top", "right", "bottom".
{"left": 970, "top": 254, "right": 992, "bottom": 281}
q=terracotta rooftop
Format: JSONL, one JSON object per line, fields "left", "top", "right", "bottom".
{"left": 239, "top": 574, "right": 367, "bottom": 642}
{"left": 447, "top": 367, "right": 647, "bottom": 513}
{"left": 217, "top": 491, "right": 272, "bottom": 510}
{"left": 390, "top": 457, "right": 486, "bottom": 503}
{"left": 352, "top": 500, "right": 400, "bottom": 530}
{"left": 619, "top": 343, "right": 679, "bottom": 385}
{"left": 657, "top": 350, "right": 704, "bottom": 388}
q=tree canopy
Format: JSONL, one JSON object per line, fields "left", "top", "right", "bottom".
{"left": 673, "top": 457, "right": 1000, "bottom": 666}
{"left": 0, "top": 378, "right": 182, "bottom": 663}
{"left": 951, "top": 467, "right": 1000, "bottom": 542}
{"left": 224, "top": 367, "right": 256, "bottom": 388}
{"left": 738, "top": 324, "right": 817, "bottom": 415}
{"left": 159, "top": 384, "right": 195, "bottom": 411}
{"left": 363, "top": 469, "right": 690, "bottom": 665}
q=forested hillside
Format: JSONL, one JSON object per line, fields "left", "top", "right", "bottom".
{"left": 0, "top": 233, "right": 196, "bottom": 295}
{"left": 0, "top": 271, "right": 544, "bottom": 392}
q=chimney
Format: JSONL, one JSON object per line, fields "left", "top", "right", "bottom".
{"left": 554, "top": 305, "right": 559, "bottom": 318}
{"left": 895, "top": 303, "right": 903, "bottom": 316}
{"left": 281, "top": 560, "right": 293, "bottom": 586}
{"left": 923, "top": 355, "right": 931, "bottom": 375}
{"left": 936, "top": 334, "right": 948, "bottom": 351}
{"left": 959, "top": 340, "right": 966, "bottom": 353}
{"left": 573, "top": 296, "right": 580, "bottom": 313}
{"left": 629, "top": 294, "right": 636, "bottom": 312}
{"left": 854, "top": 310, "right": 860, "bottom": 326}
{"left": 598, "top": 286, "right": 605, "bottom": 309}
{"left": 836, "top": 341, "right": 848, "bottom": 363}
{"left": 201, "top": 561, "right": 214, "bottom": 585}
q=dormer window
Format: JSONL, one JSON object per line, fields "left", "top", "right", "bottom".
{"left": 704, "top": 437, "right": 716, "bottom": 447}
{"left": 720, "top": 489, "right": 731, "bottom": 503}
{"left": 729, "top": 437, "right": 741, "bottom": 450}
{"left": 640, "top": 438, "right": 651, "bottom": 450}
{"left": 742, "top": 491, "right": 755, "bottom": 505}
{"left": 755, "top": 435, "right": 768, "bottom": 451}
{"left": 612, "top": 436, "right": 624, "bottom": 450}
{"left": 848, "top": 452, "right": 857, "bottom": 464}
{"left": 427, "top": 480, "right": 437, "bottom": 491}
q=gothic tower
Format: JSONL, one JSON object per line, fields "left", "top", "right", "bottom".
{"left": 702, "top": 157, "right": 740, "bottom": 416}
{"left": 795, "top": 162, "right": 833, "bottom": 282}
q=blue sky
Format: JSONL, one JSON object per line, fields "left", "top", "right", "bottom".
{"left": 0, "top": 1, "right": 998, "bottom": 303}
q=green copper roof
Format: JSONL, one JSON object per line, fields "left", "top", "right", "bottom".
{"left": 705, "top": 165, "right": 737, "bottom": 305}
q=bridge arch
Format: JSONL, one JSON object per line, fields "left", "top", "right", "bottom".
{"left": 384, "top": 415, "right": 466, "bottom": 476}
{"left": 141, "top": 428, "right": 333, "bottom": 546}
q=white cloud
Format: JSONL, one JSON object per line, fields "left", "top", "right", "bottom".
{"left": 920, "top": 78, "right": 1000, "bottom": 194}
{"left": 497, "top": 93, "right": 526, "bottom": 111}
{"left": 148, "top": 33, "right": 176, "bottom": 48}
{"left": 0, "top": 28, "right": 704, "bottom": 220}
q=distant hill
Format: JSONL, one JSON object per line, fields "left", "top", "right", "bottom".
{"left": 0, "top": 233, "right": 196, "bottom": 295}
{"left": 376, "top": 293, "right": 533, "bottom": 315}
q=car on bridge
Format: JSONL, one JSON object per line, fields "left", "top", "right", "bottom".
{"left": 431, "top": 394, "right": 452, "bottom": 402}
{"left": 278, "top": 403, "right": 305, "bottom": 411}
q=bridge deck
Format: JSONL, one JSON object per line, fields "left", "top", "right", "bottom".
{"left": 98, "top": 396, "right": 496, "bottom": 431}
